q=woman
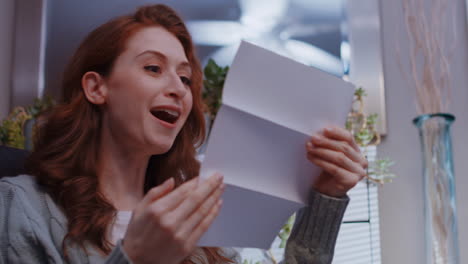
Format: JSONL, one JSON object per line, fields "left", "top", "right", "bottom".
{"left": 0, "top": 4, "right": 367, "bottom": 264}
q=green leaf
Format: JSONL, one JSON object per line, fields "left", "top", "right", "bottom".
{"left": 366, "top": 113, "right": 378, "bottom": 126}
{"left": 202, "top": 59, "right": 229, "bottom": 121}
{"left": 354, "top": 87, "right": 367, "bottom": 97}
{"left": 367, "top": 157, "right": 397, "bottom": 183}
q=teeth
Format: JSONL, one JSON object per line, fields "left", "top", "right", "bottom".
{"left": 161, "top": 109, "right": 179, "bottom": 117}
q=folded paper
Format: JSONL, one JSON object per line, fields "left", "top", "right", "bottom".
{"left": 199, "top": 41, "right": 354, "bottom": 249}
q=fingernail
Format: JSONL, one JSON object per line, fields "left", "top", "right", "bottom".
{"left": 193, "top": 176, "right": 200, "bottom": 183}
{"left": 306, "top": 141, "right": 313, "bottom": 149}
{"left": 216, "top": 173, "right": 224, "bottom": 181}
{"left": 361, "top": 168, "right": 367, "bottom": 176}
{"left": 164, "top": 177, "right": 174, "bottom": 186}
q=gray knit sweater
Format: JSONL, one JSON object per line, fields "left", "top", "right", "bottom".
{"left": 0, "top": 175, "right": 348, "bottom": 264}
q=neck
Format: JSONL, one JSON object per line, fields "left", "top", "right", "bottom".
{"left": 97, "top": 127, "right": 150, "bottom": 211}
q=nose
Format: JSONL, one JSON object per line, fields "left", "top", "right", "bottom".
{"left": 165, "top": 72, "right": 188, "bottom": 99}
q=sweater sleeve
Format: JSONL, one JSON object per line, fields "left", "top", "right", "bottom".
{"left": 283, "top": 190, "right": 349, "bottom": 264}
{"left": 103, "top": 240, "right": 133, "bottom": 264}
{"left": 0, "top": 181, "right": 51, "bottom": 263}
{"left": 0, "top": 179, "right": 132, "bottom": 264}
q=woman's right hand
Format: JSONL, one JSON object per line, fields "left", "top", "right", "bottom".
{"left": 122, "top": 173, "right": 225, "bottom": 264}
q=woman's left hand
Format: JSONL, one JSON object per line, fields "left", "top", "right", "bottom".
{"left": 306, "top": 126, "right": 368, "bottom": 198}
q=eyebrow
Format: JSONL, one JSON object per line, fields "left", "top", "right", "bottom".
{"left": 136, "top": 50, "right": 192, "bottom": 74}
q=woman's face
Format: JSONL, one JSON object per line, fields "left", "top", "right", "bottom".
{"left": 102, "top": 26, "right": 193, "bottom": 154}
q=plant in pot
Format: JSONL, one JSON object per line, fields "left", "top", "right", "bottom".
{"left": 0, "top": 95, "right": 55, "bottom": 150}
{"left": 346, "top": 87, "right": 396, "bottom": 184}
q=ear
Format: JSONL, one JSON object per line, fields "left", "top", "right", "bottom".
{"left": 81, "top": 71, "right": 107, "bottom": 105}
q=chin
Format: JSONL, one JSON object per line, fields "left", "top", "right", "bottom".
{"left": 145, "top": 125, "right": 184, "bottom": 155}
{"left": 147, "top": 137, "right": 177, "bottom": 155}
{"left": 160, "top": 143, "right": 175, "bottom": 154}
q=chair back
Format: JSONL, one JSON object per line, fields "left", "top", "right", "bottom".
{"left": 0, "top": 146, "right": 29, "bottom": 178}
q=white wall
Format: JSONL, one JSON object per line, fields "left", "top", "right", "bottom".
{"left": 378, "top": 0, "right": 468, "bottom": 263}
{"left": 0, "top": 0, "right": 15, "bottom": 119}
{"left": 11, "top": 0, "right": 46, "bottom": 107}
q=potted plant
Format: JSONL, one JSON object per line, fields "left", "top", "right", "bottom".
{"left": 0, "top": 95, "right": 55, "bottom": 150}
{"left": 346, "top": 87, "right": 395, "bottom": 184}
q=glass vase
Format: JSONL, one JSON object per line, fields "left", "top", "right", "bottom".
{"left": 413, "top": 113, "right": 459, "bottom": 264}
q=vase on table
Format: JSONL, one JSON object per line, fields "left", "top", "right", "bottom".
{"left": 413, "top": 113, "right": 459, "bottom": 264}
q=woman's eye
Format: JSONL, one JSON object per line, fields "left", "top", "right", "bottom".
{"left": 144, "top": 65, "right": 160, "bottom": 73}
{"left": 180, "top": 76, "right": 192, "bottom": 86}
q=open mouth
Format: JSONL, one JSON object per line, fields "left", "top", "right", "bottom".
{"left": 150, "top": 108, "right": 180, "bottom": 125}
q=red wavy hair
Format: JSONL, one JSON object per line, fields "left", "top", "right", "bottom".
{"left": 27, "top": 4, "right": 232, "bottom": 264}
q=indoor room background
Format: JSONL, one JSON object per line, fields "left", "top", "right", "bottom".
{"left": 1, "top": 0, "right": 467, "bottom": 263}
